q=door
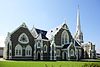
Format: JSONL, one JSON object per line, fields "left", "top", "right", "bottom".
{"left": 37, "top": 51, "right": 40, "bottom": 60}
{"left": 62, "top": 52, "right": 66, "bottom": 60}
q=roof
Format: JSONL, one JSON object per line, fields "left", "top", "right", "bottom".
{"left": 11, "top": 23, "right": 28, "bottom": 35}
{"left": 62, "top": 40, "right": 80, "bottom": 49}
{"left": 96, "top": 53, "right": 100, "bottom": 55}
{"left": 46, "top": 22, "right": 68, "bottom": 39}
{"left": 62, "top": 44, "right": 70, "bottom": 49}
{"left": 35, "top": 28, "right": 48, "bottom": 40}
{"left": 75, "top": 40, "right": 80, "bottom": 46}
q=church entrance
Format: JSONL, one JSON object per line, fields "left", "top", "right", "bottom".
{"left": 62, "top": 52, "right": 67, "bottom": 60}
{"left": 37, "top": 51, "right": 41, "bottom": 60}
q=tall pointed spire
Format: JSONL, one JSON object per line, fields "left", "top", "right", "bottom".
{"left": 76, "top": 5, "right": 81, "bottom": 34}
{"left": 74, "top": 5, "right": 83, "bottom": 44}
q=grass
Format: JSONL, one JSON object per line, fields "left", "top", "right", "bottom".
{"left": 0, "top": 61, "right": 100, "bottom": 67}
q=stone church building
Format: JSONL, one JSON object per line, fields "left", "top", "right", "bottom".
{"left": 3, "top": 6, "right": 96, "bottom": 61}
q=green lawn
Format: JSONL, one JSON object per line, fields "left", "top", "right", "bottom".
{"left": 0, "top": 61, "right": 100, "bottom": 67}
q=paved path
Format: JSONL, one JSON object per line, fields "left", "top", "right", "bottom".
{"left": 0, "top": 58, "right": 6, "bottom": 61}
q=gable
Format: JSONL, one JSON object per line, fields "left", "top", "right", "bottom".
{"left": 54, "top": 25, "right": 73, "bottom": 46}
{"left": 69, "top": 43, "right": 75, "bottom": 50}
{"left": 11, "top": 26, "right": 34, "bottom": 43}
{"left": 9, "top": 24, "right": 35, "bottom": 52}
{"left": 46, "top": 23, "right": 69, "bottom": 39}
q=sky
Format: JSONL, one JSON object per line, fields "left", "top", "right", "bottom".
{"left": 0, "top": 0, "right": 100, "bottom": 53}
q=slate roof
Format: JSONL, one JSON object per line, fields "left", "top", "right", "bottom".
{"left": 62, "top": 40, "right": 80, "bottom": 49}
{"left": 46, "top": 22, "right": 66, "bottom": 39}
{"left": 62, "top": 44, "right": 70, "bottom": 49}
{"left": 35, "top": 28, "right": 48, "bottom": 40}
{"left": 75, "top": 40, "right": 80, "bottom": 46}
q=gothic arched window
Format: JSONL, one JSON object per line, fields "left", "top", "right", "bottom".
{"left": 18, "top": 33, "right": 29, "bottom": 44}
{"left": 25, "top": 45, "right": 32, "bottom": 56}
{"left": 44, "top": 44, "right": 47, "bottom": 53}
{"left": 56, "top": 49, "right": 60, "bottom": 57}
{"left": 61, "top": 30, "right": 69, "bottom": 46}
{"left": 37, "top": 41, "right": 41, "bottom": 48}
{"left": 15, "top": 44, "right": 22, "bottom": 56}
{"left": 70, "top": 49, "right": 74, "bottom": 56}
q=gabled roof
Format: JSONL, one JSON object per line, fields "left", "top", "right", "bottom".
{"left": 31, "top": 25, "right": 38, "bottom": 38}
{"left": 36, "top": 33, "right": 42, "bottom": 40}
{"left": 9, "top": 23, "right": 35, "bottom": 39}
{"left": 46, "top": 21, "right": 69, "bottom": 39}
{"left": 35, "top": 28, "right": 48, "bottom": 40}
{"left": 36, "top": 28, "right": 47, "bottom": 35}
{"left": 75, "top": 40, "right": 80, "bottom": 46}
{"left": 10, "top": 23, "right": 28, "bottom": 35}
{"left": 62, "top": 44, "right": 70, "bottom": 49}
{"left": 62, "top": 40, "right": 81, "bottom": 49}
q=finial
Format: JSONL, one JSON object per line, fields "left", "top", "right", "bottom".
{"left": 21, "top": 22, "right": 27, "bottom": 28}
{"left": 77, "top": 0, "right": 79, "bottom": 9}
{"left": 31, "top": 25, "right": 35, "bottom": 31}
{"left": 8, "top": 32, "right": 11, "bottom": 36}
{"left": 64, "top": 18, "right": 66, "bottom": 21}
{"left": 78, "top": 4, "right": 79, "bottom": 9}
{"left": 65, "top": 19, "right": 66, "bottom": 24}
{"left": 64, "top": 18, "right": 67, "bottom": 24}
{"left": 77, "top": 3, "right": 80, "bottom": 14}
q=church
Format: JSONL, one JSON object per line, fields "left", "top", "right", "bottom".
{"left": 3, "top": 6, "right": 96, "bottom": 61}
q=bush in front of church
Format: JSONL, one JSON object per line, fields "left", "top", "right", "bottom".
{"left": 82, "top": 63, "right": 100, "bottom": 67}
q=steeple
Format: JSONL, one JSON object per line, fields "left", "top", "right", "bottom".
{"left": 76, "top": 5, "right": 81, "bottom": 34}
{"left": 74, "top": 5, "right": 83, "bottom": 44}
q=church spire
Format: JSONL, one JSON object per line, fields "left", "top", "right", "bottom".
{"left": 76, "top": 5, "right": 81, "bottom": 34}
{"left": 74, "top": 5, "right": 83, "bottom": 44}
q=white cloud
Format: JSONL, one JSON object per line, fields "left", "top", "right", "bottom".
{"left": 0, "top": 36, "right": 5, "bottom": 47}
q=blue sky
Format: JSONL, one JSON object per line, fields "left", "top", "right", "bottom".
{"left": 0, "top": 0, "right": 100, "bottom": 53}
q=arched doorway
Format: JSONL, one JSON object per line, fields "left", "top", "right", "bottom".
{"left": 37, "top": 51, "right": 41, "bottom": 60}
{"left": 62, "top": 52, "right": 67, "bottom": 60}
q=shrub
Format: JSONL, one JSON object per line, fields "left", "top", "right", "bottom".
{"left": 82, "top": 63, "right": 100, "bottom": 67}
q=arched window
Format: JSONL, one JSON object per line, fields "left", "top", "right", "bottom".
{"left": 15, "top": 44, "right": 22, "bottom": 56}
{"left": 61, "top": 30, "right": 69, "bottom": 46}
{"left": 25, "top": 45, "right": 32, "bottom": 56}
{"left": 37, "top": 41, "right": 41, "bottom": 48}
{"left": 62, "top": 35, "right": 64, "bottom": 44}
{"left": 56, "top": 49, "right": 60, "bottom": 57}
{"left": 62, "top": 52, "right": 65, "bottom": 59}
{"left": 18, "top": 33, "right": 29, "bottom": 44}
{"left": 79, "top": 49, "right": 81, "bottom": 58}
{"left": 70, "top": 49, "right": 74, "bottom": 56}
{"left": 76, "top": 49, "right": 78, "bottom": 56}
{"left": 44, "top": 44, "right": 47, "bottom": 53}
